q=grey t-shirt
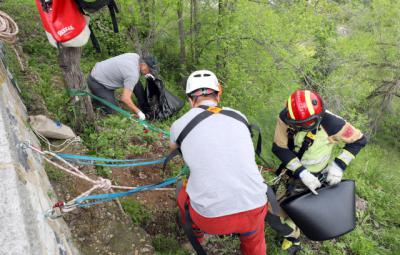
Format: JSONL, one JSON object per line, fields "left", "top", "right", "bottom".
{"left": 170, "top": 101, "right": 268, "bottom": 217}
{"left": 91, "top": 53, "right": 140, "bottom": 91}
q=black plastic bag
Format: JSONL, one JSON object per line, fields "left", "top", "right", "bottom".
{"left": 145, "top": 78, "right": 184, "bottom": 121}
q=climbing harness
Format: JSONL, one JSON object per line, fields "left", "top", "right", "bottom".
{"left": 163, "top": 105, "right": 268, "bottom": 172}
{"left": 69, "top": 88, "right": 170, "bottom": 137}
{"left": 181, "top": 189, "right": 276, "bottom": 255}
{"left": 182, "top": 203, "right": 207, "bottom": 255}
{"left": 167, "top": 105, "right": 274, "bottom": 255}
{"left": 22, "top": 142, "right": 179, "bottom": 219}
{"left": 275, "top": 128, "right": 317, "bottom": 178}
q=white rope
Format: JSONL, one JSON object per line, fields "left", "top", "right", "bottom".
{"left": 24, "top": 143, "right": 174, "bottom": 218}
{"left": 0, "top": 11, "right": 18, "bottom": 43}
{"left": 31, "top": 127, "right": 82, "bottom": 153}
{"left": 0, "top": 10, "right": 24, "bottom": 71}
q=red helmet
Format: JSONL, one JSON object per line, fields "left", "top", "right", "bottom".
{"left": 284, "top": 90, "right": 325, "bottom": 131}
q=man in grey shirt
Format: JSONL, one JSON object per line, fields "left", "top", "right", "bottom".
{"left": 87, "top": 53, "right": 158, "bottom": 120}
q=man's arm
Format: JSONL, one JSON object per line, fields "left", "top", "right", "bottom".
{"left": 169, "top": 122, "right": 179, "bottom": 150}
{"left": 321, "top": 111, "right": 368, "bottom": 185}
{"left": 120, "top": 88, "right": 140, "bottom": 114}
{"left": 332, "top": 123, "right": 367, "bottom": 170}
{"left": 170, "top": 141, "right": 179, "bottom": 150}
{"left": 272, "top": 117, "right": 307, "bottom": 177}
{"left": 272, "top": 116, "right": 321, "bottom": 194}
{"left": 322, "top": 111, "right": 368, "bottom": 170}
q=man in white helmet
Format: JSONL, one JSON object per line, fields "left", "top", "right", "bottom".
{"left": 170, "top": 70, "right": 269, "bottom": 255}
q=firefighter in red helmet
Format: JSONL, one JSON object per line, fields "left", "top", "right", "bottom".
{"left": 267, "top": 90, "right": 367, "bottom": 254}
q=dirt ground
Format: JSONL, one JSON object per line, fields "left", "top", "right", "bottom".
{"left": 45, "top": 132, "right": 190, "bottom": 255}
{"left": 47, "top": 142, "right": 153, "bottom": 255}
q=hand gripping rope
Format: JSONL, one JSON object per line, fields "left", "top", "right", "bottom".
{"left": 68, "top": 88, "right": 170, "bottom": 137}
{"left": 21, "top": 142, "right": 181, "bottom": 219}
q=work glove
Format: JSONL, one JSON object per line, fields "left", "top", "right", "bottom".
{"left": 324, "top": 161, "right": 343, "bottom": 186}
{"left": 299, "top": 170, "right": 321, "bottom": 195}
{"left": 136, "top": 111, "right": 146, "bottom": 120}
{"left": 144, "top": 73, "right": 155, "bottom": 80}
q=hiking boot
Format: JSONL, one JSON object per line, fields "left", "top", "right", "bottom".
{"left": 286, "top": 244, "right": 302, "bottom": 255}
{"left": 282, "top": 238, "right": 302, "bottom": 255}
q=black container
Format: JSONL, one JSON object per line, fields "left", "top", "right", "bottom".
{"left": 281, "top": 180, "right": 356, "bottom": 241}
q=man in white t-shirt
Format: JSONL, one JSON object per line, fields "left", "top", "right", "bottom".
{"left": 170, "top": 70, "right": 269, "bottom": 255}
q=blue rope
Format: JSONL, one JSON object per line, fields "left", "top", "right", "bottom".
{"left": 78, "top": 159, "right": 166, "bottom": 167}
{"left": 75, "top": 176, "right": 180, "bottom": 207}
{"left": 57, "top": 153, "right": 166, "bottom": 167}
{"left": 58, "top": 153, "right": 148, "bottom": 162}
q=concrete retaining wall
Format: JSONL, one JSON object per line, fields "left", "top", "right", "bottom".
{"left": 0, "top": 50, "right": 78, "bottom": 255}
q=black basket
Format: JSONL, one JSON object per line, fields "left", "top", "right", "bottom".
{"left": 281, "top": 180, "right": 356, "bottom": 241}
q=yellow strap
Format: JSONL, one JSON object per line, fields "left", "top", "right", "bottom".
{"left": 306, "top": 131, "right": 316, "bottom": 140}
{"left": 207, "top": 106, "right": 222, "bottom": 114}
{"left": 282, "top": 239, "right": 293, "bottom": 250}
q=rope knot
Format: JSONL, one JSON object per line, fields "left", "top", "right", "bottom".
{"left": 96, "top": 177, "right": 112, "bottom": 191}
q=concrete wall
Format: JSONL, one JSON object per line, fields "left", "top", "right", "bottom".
{"left": 0, "top": 50, "right": 78, "bottom": 255}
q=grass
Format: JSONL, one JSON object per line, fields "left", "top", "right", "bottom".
{"left": 81, "top": 114, "right": 162, "bottom": 160}
{"left": 152, "top": 234, "right": 189, "bottom": 255}
{"left": 44, "top": 162, "right": 66, "bottom": 182}
{"left": 121, "top": 198, "right": 152, "bottom": 226}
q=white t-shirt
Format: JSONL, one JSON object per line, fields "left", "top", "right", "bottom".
{"left": 170, "top": 101, "right": 268, "bottom": 217}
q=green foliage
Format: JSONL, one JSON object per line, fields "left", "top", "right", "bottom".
{"left": 82, "top": 115, "right": 157, "bottom": 159}
{"left": 121, "top": 198, "right": 151, "bottom": 226}
{"left": 82, "top": 10, "right": 132, "bottom": 57}
{"left": 45, "top": 162, "right": 66, "bottom": 182}
{"left": 152, "top": 234, "right": 189, "bottom": 255}
{"left": 2, "top": 0, "right": 400, "bottom": 254}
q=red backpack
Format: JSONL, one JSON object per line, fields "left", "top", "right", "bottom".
{"left": 35, "top": 0, "right": 90, "bottom": 48}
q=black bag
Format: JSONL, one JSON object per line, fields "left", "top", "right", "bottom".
{"left": 280, "top": 180, "right": 356, "bottom": 241}
{"left": 74, "top": 0, "right": 119, "bottom": 52}
{"left": 75, "top": 0, "right": 119, "bottom": 32}
{"left": 145, "top": 78, "right": 184, "bottom": 120}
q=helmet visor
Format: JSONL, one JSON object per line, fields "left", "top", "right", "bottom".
{"left": 284, "top": 109, "right": 324, "bottom": 131}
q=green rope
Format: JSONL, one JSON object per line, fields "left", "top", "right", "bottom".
{"left": 182, "top": 165, "right": 190, "bottom": 176}
{"left": 69, "top": 88, "right": 170, "bottom": 137}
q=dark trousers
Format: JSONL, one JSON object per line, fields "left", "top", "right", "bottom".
{"left": 87, "top": 74, "right": 150, "bottom": 114}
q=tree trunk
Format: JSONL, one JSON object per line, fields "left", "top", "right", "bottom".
{"left": 137, "top": 0, "right": 151, "bottom": 40}
{"left": 58, "top": 47, "right": 94, "bottom": 130}
{"left": 177, "top": 0, "right": 187, "bottom": 84}
{"left": 190, "top": 0, "right": 199, "bottom": 68}
{"left": 126, "top": 4, "right": 143, "bottom": 54}
{"left": 216, "top": 0, "right": 226, "bottom": 76}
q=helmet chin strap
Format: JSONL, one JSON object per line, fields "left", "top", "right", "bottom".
{"left": 188, "top": 88, "right": 219, "bottom": 107}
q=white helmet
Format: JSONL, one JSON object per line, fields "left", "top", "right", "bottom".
{"left": 186, "top": 70, "right": 220, "bottom": 95}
